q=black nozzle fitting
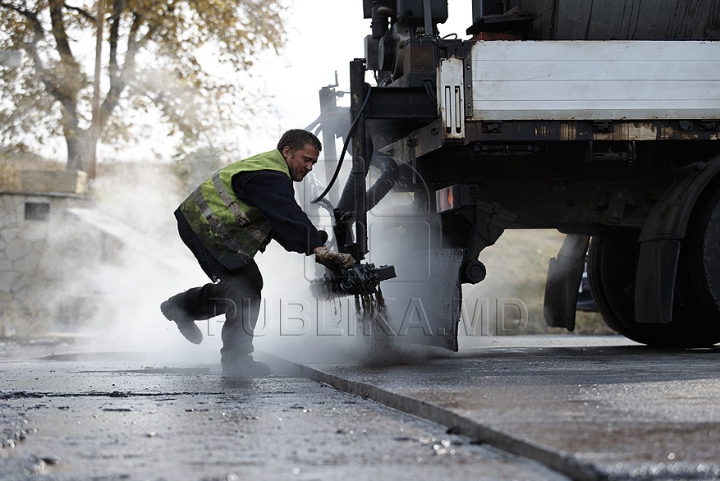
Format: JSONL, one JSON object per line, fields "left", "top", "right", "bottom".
{"left": 371, "top": 6, "right": 390, "bottom": 38}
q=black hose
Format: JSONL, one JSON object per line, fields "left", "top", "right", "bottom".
{"left": 365, "top": 153, "right": 400, "bottom": 211}
{"left": 311, "top": 85, "right": 373, "bottom": 204}
{"left": 336, "top": 151, "right": 399, "bottom": 214}
{"left": 423, "top": 78, "right": 437, "bottom": 107}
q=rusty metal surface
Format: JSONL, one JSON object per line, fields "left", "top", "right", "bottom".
{"left": 464, "top": 120, "right": 720, "bottom": 142}
{"left": 380, "top": 120, "right": 445, "bottom": 165}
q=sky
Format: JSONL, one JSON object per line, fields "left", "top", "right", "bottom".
{"left": 246, "top": 0, "right": 475, "bottom": 154}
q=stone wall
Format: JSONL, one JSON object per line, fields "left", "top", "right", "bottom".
{"left": 0, "top": 192, "right": 102, "bottom": 336}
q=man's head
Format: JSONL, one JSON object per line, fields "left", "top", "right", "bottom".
{"left": 277, "top": 129, "right": 322, "bottom": 182}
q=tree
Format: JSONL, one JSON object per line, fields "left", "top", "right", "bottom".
{"left": 0, "top": 0, "right": 286, "bottom": 171}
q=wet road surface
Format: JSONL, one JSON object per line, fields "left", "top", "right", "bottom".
{"left": 0, "top": 343, "right": 567, "bottom": 481}
{"left": 278, "top": 336, "right": 720, "bottom": 481}
{"left": 2, "top": 335, "right": 720, "bottom": 480}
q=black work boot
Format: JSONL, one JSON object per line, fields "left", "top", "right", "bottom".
{"left": 160, "top": 300, "right": 203, "bottom": 345}
{"left": 222, "top": 354, "right": 271, "bottom": 377}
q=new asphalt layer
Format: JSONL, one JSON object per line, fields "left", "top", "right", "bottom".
{"left": 264, "top": 336, "right": 720, "bottom": 481}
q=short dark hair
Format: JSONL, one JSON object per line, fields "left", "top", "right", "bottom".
{"left": 277, "top": 129, "right": 322, "bottom": 153}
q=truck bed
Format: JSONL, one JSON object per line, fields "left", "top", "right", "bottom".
{"left": 466, "top": 41, "right": 720, "bottom": 122}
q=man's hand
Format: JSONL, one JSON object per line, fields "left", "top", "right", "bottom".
{"left": 314, "top": 246, "right": 355, "bottom": 270}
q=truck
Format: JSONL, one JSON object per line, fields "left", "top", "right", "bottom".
{"left": 307, "top": 0, "right": 720, "bottom": 351}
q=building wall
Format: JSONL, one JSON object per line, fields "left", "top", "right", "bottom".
{"left": 0, "top": 192, "right": 102, "bottom": 336}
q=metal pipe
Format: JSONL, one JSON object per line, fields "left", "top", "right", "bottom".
{"left": 350, "top": 59, "right": 368, "bottom": 259}
{"left": 423, "top": 0, "right": 433, "bottom": 35}
{"left": 371, "top": 6, "right": 390, "bottom": 38}
{"left": 318, "top": 85, "right": 339, "bottom": 205}
{"left": 336, "top": 152, "right": 399, "bottom": 214}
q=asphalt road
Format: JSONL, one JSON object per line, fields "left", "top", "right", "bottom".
{"left": 0, "top": 340, "right": 564, "bottom": 481}
{"left": 275, "top": 335, "right": 720, "bottom": 481}
{"left": 1, "top": 335, "right": 719, "bottom": 481}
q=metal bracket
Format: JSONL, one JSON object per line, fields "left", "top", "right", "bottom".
{"left": 604, "top": 188, "right": 636, "bottom": 224}
{"left": 586, "top": 141, "right": 636, "bottom": 165}
{"left": 459, "top": 201, "right": 519, "bottom": 284}
{"left": 464, "top": 55, "right": 474, "bottom": 118}
{"left": 700, "top": 120, "right": 720, "bottom": 132}
{"left": 438, "top": 57, "right": 466, "bottom": 140}
{"left": 482, "top": 121, "right": 502, "bottom": 133}
{"left": 593, "top": 120, "right": 613, "bottom": 133}
{"left": 481, "top": 143, "right": 539, "bottom": 155}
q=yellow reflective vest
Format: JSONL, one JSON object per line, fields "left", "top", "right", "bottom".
{"left": 179, "top": 149, "right": 291, "bottom": 270}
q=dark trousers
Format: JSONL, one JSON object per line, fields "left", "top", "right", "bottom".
{"left": 171, "top": 212, "right": 264, "bottom": 367}
{"left": 166, "top": 261, "right": 264, "bottom": 367}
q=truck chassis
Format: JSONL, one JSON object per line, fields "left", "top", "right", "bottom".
{"left": 314, "top": 1, "right": 720, "bottom": 349}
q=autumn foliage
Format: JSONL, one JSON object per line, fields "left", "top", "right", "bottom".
{"left": 0, "top": 0, "right": 286, "bottom": 170}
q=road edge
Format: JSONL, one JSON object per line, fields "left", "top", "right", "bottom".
{"left": 264, "top": 353, "right": 606, "bottom": 481}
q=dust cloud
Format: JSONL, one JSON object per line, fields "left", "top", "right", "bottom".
{"left": 246, "top": 163, "right": 454, "bottom": 368}
{"left": 54, "top": 162, "right": 220, "bottom": 364}
{"left": 19, "top": 156, "right": 430, "bottom": 369}
{"left": 2, "top": 155, "right": 463, "bottom": 369}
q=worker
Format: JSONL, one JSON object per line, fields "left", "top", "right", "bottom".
{"left": 160, "top": 129, "right": 354, "bottom": 377}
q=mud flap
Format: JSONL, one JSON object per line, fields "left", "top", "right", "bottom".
{"left": 543, "top": 234, "right": 590, "bottom": 331}
{"left": 636, "top": 156, "right": 720, "bottom": 323}
{"left": 374, "top": 248, "right": 464, "bottom": 352}
{"left": 634, "top": 239, "right": 680, "bottom": 323}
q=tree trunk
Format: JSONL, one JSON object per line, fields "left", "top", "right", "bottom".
{"left": 65, "top": 128, "right": 92, "bottom": 173}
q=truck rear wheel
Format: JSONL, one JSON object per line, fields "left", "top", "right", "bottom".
{"left": 674, "top": 181, "right": 720, "bottom": 341}
{"left": 585, "top": 238, "right": 638, "bottom": 340}
{"left": 586, "top": 237, "right": 717, "bottom": 347}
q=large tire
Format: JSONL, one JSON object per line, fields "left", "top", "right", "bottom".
{"left": 585, "top": 238, "right": 639, "bottom": 340}
{"left": 587, "top": 237, "right": 717, "bottom": 347}
{"left": 674, "top": 181, "right": 720, "bottom": 340}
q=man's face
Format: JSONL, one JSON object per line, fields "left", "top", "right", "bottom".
{"left": 282, "top": 143, "right": 319, "bottom": 182}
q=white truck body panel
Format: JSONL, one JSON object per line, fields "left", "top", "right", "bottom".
{"left": 469, "top": 41, "right": 720, "bottom": 121}
{"left": 439, "top": 57, "right": 466, "bottom": 139}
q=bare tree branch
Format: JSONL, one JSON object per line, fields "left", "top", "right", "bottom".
{"left": 26, "top": 37, "right": 74, "bottom": 115}
{"left": 64, "top": 3, "right": 96, "bottom": 23}
{"left": 47, "top": 0, "right": 75, "bottom": 64}
{"left": 0, "top": 1, "right": 45, "bottom": 36}
{"left": 101, "top": 6, "right": 140, "bottom": 128}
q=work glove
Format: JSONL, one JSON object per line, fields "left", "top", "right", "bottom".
{"left": 315, "top": 246, "right": 355, "bottom": 270}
